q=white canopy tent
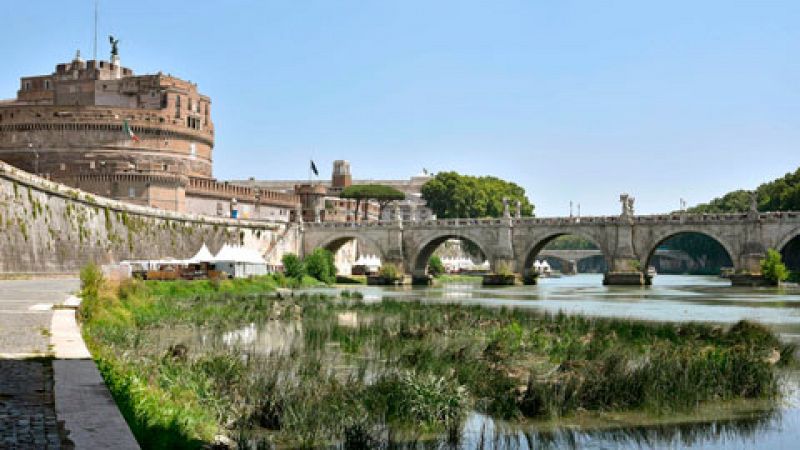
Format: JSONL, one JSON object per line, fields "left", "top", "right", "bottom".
{"left": 189, "top": 243, "right": 215, "bottom": 264}
{"left": 212, "top": 244, "right": 268, "bottom": 278}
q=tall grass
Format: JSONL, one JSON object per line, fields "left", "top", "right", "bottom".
{"left": 79, "top": 270, "right": 791, "bottom": 449}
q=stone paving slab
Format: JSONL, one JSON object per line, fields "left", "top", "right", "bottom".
{"left": 53, "top": 360, "right": 139, "bottom": 450}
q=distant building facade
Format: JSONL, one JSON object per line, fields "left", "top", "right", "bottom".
{"left": 0, "top": 50, "right": 299, "bottom": 221}
{"left": 232, "top": 160, "right": 435, "bottom": 222}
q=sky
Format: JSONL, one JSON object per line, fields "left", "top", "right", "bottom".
{"left": 1, "top": 0, "right": 798, "bottom": 216}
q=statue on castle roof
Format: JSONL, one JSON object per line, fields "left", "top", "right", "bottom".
{"left": 109, "top": 35, "right": 120, "bottom": 57}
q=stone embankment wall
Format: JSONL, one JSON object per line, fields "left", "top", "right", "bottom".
{"left": 0, "top": 161, "right": 299, "bottom": 274}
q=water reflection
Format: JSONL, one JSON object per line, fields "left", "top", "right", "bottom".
{"left": 337, "top": 275, "right": 800, "bottom": 338}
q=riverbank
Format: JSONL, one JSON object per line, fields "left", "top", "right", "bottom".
{"left": 80, "top": 274, "right": 794, "bottom": 449}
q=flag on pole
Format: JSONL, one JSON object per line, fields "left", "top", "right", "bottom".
{"left": 310, "top": 160, "right": 319, "bottom": 176}
{"left": 123, "top": 120, "right": 141, "bottom": 143}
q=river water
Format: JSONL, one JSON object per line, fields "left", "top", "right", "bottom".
{"left": 317, "top": 275, "right": 800, "bottom": 449}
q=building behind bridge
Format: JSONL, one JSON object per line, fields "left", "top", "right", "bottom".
{"left": 0, "top": 50, "right": 299, "bottom": 221}
{"left": 231, "top": 160, "right": 436, "bottom": 222}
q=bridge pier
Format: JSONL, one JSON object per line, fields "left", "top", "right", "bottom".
{"left": 602, "top": 256, "right": 645, "bottom": 286}
{"left": 411, "top": 269, "right": 433, "bottom": 285}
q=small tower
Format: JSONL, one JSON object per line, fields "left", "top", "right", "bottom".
{"left": 332, "top": 160, "right": 352, "bottom": 189}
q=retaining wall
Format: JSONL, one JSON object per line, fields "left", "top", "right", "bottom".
{"left": 0, "top": 161, "right": 298, "bottom": 273}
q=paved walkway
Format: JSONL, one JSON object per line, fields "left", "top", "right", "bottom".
{"left": 0, "top": 278, "right": 139, "bottom": 449}
{"left": 0, "top": 279, "right": 78, "bottom": 449}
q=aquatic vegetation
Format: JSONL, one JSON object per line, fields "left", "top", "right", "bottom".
{"left": 79, "top": 271, "right": 791, "bottom": 449}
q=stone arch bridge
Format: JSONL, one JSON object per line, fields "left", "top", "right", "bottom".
{"left": 301, "top": 211, "right": 800, "bottom": 284}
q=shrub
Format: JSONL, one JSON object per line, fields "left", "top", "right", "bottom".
{"left": 282, "top": 253, "right": 305, "bottom": 279}
{"left": 304, "top": 248, "right": 336, "bottom": 284}
{"left": 761, "top": 249, "right": 789, "bottom": 283}
{"left": 80, "top": 263, "right": 103, "bottom": 300}
{"left": 428, "top": 255, "right": 445, "bottom": 277}
{"left": 379, "top": 263, "right": 402, "bottom": 280}
{"left": 494, "top": 261, "right": 514, "bottom": 276}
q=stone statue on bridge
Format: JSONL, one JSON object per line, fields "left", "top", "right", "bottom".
{"left": 749, "top": 191, "right": 759, "bottom": 219}
{"left": 620, "top": 193, "right": 635, "bottom": 217}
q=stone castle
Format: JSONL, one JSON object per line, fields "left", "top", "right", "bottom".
{"left": 0, "top": 49, "right": 299, "bottom": 221}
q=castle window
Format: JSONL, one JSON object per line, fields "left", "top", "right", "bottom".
{"left": 23, "top": 81, "right": 31, "bottom": 91}
{"left": 175, "top": 96, "right": 181, "bottom": 118}
{"left": 129, "top": 187, "right": 136, "bottom": 198}
{"left": 89, "top": 161, "right": 96, "bottom": 169}
{"left": 44, "top": 80, "right": 51, "bottom": 90}
{"left": 60, "top": 163, "right": 66, "bottom": 171}
{"left": 190, "top": 143, "right": 196, "bottom": 157}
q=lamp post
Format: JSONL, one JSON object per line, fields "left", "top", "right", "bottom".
{"left": 28, "top": 143, "right": 39, "bottom": 175}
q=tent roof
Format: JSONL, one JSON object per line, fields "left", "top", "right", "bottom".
{"left": 213, "top": 244, "right": 266, "bottom": 264}
{"left": 189, "top": 244, "right": 215, "bottom": 263}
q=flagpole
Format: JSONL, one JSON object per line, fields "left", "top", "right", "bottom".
{"left": 93, "top": 0, "right": 98, "bottom": 61}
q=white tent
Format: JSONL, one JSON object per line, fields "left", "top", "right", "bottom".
{"left": 212, "top": 244, "right": 268, "bottom": 278}
{"left": 188, "top": 244, "right": 215, "bottom": 263}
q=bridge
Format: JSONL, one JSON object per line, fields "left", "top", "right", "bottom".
{"left": 301, "top": 208, "right": 800, "bottom": 285}
{"left": 536, "top": 249, "right": 692, "bottom": 274}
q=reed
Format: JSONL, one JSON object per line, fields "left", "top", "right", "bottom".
{"left": 80, "top": 269, "right": 790, "bottom": 449}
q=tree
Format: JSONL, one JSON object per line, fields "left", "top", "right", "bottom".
{"left": 428, "top": 255, "right": 445, "bottom": 277}
{"left": 688, "top": 166, "right": 800, "bottom": 213}
{"left": 761, "top": 249, "right": 789, "bottom": 283}
{"left": 304, "top": 248, "right": 337, "bottom": 284}
{"left": 281, "top": 253, "right": 305, "bottom": 279}
{"left": 340, "top": 184, "right": 406, "bottom": 220}
{"left": 421, "top": 171, "right": 534, "bottom": 219}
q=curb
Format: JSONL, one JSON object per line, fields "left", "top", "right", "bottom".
{"left": 50, "top": 296, "right": 140, "bottom": 449}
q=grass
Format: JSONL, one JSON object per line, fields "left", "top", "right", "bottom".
{"left": 79, "top": 272, "right": 794, "bottom": 449}
{"left": 435, "top": 274, "right": 484, "bottom": 283}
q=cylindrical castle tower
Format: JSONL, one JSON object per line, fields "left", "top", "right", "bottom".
{"left": 0, "top": 52, "right": 215, "bottom": 210}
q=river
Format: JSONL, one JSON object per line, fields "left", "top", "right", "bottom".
{"left": 314, "top": 274, "right": 800, "bottom": 449}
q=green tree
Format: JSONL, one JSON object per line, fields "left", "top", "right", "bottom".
{"left": 688, "top": 166, "right": 800, "bottom": 213}
{"left": 281, "top": 253, "right": 305, "bottom": 279}
{"left": 761, "top": 249, "right": 789, "bottom": 283}
{"left": 340, "top": 184, "right": 406, "bottom": 220}
{"left": 304, "top": 248, "right": 336, "bottom": 284}
{"left": 421, "top": 171, "right": 534, "bottom": 219}
{"left": 427, "top": 255, "right": 445, "bottom": 277}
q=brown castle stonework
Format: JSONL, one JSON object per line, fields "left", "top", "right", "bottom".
{"left": 0, "top": 52, "right": 299, "bottom": 220}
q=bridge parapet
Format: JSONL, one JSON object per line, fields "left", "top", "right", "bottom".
{"left": 303, "top": 212, "right": 800, "bottom": 230}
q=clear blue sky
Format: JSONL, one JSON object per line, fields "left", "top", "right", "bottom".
{"left": 2, "top": 1, "right": 798, "bottom": 216}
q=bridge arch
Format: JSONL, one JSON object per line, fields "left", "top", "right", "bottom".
{"left": 777, "top": 227, "right": 800, "bottom": 272}
{"left": 640, "top": 229, "right": 735, "bottom": 273}
{"left": 520, "top": 232, "right": 609, "bottom": 273}
{"left": 315, "top": 233, "right": 387, "bottom": 261}
{"left": 776, "top": 226, "right": 800, "bottom": 256}
{"left": 409, "top": 233, "right": 491, "bottom": 273}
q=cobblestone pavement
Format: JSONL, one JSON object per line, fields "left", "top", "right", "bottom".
{"left": 0, "top": 279, "right": 79, "bottom": 449}
{"left": 0, "top": 359, "right": 64, "bottom": 449}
